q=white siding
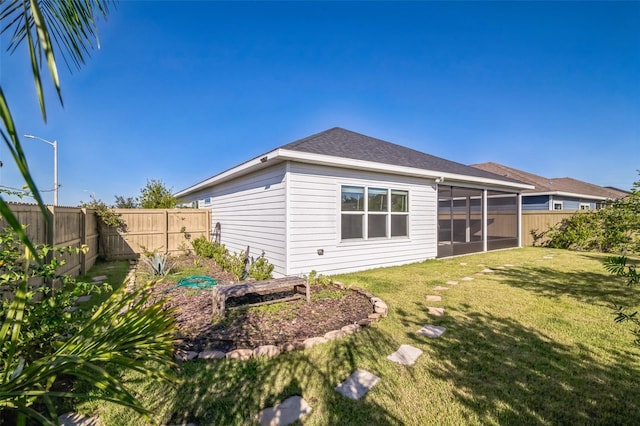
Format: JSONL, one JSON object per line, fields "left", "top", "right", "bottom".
{"left": 286, "top": 162, "right": 437, "bottom": 276}
{"left": 180, "top": 164, "right": 288, "bottom": 277}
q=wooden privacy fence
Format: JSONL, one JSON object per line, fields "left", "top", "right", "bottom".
{"left": 2, "top": 204, "right": 99, "bottom": 276}
{"left": 3, "top": 204, "right": 211, "bottom": 275}
{"left": 521, "top": 211, "right": 584, "bottom": 246}
{"left": 102, "top": 209, "right": 211, "bottom": 259}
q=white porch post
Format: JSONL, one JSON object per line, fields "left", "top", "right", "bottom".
{"left": 517, "top": 192, "right": 523, "bottom": 247}
{"left": 482, "top": 189, "right": 488, "bottom": 252}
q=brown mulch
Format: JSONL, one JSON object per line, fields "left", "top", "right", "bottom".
{"left": 149, "top": 255, "right": 375, "bottom": 352}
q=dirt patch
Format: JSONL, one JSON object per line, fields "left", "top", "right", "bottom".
{"left": 149, "top": 255, "right": 374, "bottom": 352}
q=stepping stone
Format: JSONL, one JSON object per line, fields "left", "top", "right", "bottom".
{"left": 417, "top": 325, "right": 447, "bottom": 338}
{"left": 335, "top": 369, "right": 380, "bottom": 400}
{"left": 445, "top": 280, "right": 459, "bottom": 285}
{"left": 427, "top": 307, "right": 445, "bottom": 317}
{"left": 256, "top": 395, "right": 312, "bottom": 426}
{"left": 387, "top": 344, "right": 423, "bottom": 366}
{"left": 461, "top": 277, "right": 474, "bottom": 281}
{"left": 459, "top": 262, "right": 467, "bottom": 266}
{"left": 433, "top": 286, "right": 449, "bottom": 291}
{"left": 75, "top": 295, "right": 92, "bottom": 303}
{"left": 543, "top": 256, "right": 554, "bottom": 259}
{"left": 496, "top": 266, "right": 506, "bottom": 270}
{"left": 481, "top": 269, "right": 494, "bottom": 273}
{"left": 59, "top": 412, "right": 100, "bottom": 426}
{"left": 91, "top": 275, "right": 108, "bottom": 282}
{"left": 425, "top": 295, "right": 442, "bottom": 302}
{"left": 504, "top": 264, "right": 515, "bottom": 267}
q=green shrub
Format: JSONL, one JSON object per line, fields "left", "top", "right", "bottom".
{"left": 0, "top": 226, "right": 177, "bottom": 423}
{"left": 224, "top": 251, "right": 246, "bottom": 281}
{"left": 306, "top": 270, "right": 331, "bottom": 286}
{"left": 249, "top": 257, "right": 274, "bottom": 280}
{"left": 192, "top": 236, "right": 216, "bottom": 258}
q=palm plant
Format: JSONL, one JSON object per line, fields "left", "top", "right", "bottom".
{"left": 0, "top": 1, "right": 181, "bottom": 423}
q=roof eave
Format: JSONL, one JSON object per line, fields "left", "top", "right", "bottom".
{"left": 176, "top": 149, "right": 535, "bottom": 198}
{"left": 524, "top": 191, "right": 613, "bottom": 201}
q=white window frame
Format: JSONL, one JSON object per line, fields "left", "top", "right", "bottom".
{"left": 579, "top": 203, "right": 591, "bottom": 210}
{"left": 340, "top": 185, "right": 409, "bottom": 241}
{"left": 552, "top": 201, "right": 563, "bottom": 211}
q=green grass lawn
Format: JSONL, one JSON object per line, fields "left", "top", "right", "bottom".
{"left": 78, "top": 247, "right": 640, "bottom": 425}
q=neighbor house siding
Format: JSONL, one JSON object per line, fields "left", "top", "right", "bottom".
{"left": 286, "top": 162, "right": 437, "bottom": 276}
{"left": 522, "top": 195, "right": 550, "bottom": 211}
{"left": 180, "top": 164, "right": 288, "bottom": 277}
{"left": 553, "top": 196, "right": 596, "bottom": 210}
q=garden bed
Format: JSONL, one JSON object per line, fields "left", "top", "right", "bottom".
{"left": 149, "top": 255, "right": 374, "bottom": 353}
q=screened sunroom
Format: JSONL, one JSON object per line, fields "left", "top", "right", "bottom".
{"left": 437, "top": 185, "right": 521, "bottom": 257}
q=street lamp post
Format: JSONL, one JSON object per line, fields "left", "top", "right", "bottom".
{"left": 24, "top": 134, "right": 58, "bottom": 206}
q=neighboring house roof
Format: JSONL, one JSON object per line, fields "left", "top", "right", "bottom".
{"left": 471, "top": 162, "right": 627, "bottom": 200}
{"left": 176, "top": 128, "right": 533, "bottom": 197}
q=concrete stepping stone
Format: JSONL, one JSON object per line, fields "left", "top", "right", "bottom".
{"left": 461, "top": 277, "right": 474, "bottom": 281}
{"left": 91, "top": 275, "right": 108, "bottom": 282}
{"left": 433, "top": 286, "right": 449, "bottom": 291}
{"left": 496, "top": 266, "right": 506, "bottom": 270}
{"left": 427, "top": 307, "right": 445, "bottom": 317}
{"left": 481, "top": 269, "right": 494, "bottom": 273}
{"left": 543, "top": 256, "right": 554, "bottom": 259}
{"left": 256, "top": 395, "right": 312, "bottom": 426}
{"left": 387, "top": 344, "right": 423, "bottom": 366}
{"left": 335, "top": 369, "right": 380, "bottom": 400}
{"left": 504, "top": 264, "right": 515, "bottom": 267}
{"left": 425, "top": 295, "right": 442, "bottom": 302}
{"left": 75, "top": 295, "right": 92, "bottom": 303}
{"left": 59, "top": 412, "right": 100, "bottom": 426}
{"left": 445, "top": 280, "right": 459, "bottom": 285}
{"left": 459, "top": 262, "right": 467, "bottom": 266}
{"left": 417, "top": 325, "right": 447, "bottom": 338}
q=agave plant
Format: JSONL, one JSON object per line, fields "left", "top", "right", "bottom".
{"left": 143, "top": 252, "right": 174, "bottom": 276}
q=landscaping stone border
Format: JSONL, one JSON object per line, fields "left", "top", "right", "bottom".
{"left": 174, "top": 281, "right": 388, "bottom": 362}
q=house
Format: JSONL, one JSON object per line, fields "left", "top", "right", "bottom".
{"left": 176, "top": 128, "right": 533, "bottom": 277}
{"left": 472, "top": 162, "right": 627, "bottom": 211}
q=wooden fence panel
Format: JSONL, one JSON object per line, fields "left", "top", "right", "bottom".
{"left": 521, "top": 211, "right": 582, "bottom": 246}
{"left": 104, "top": 209, "right": 211, "bottom": 259}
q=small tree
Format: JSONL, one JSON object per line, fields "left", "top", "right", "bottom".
{"left": 137, "top": 179, "right": 178, "bottom": 209}
{"left": 114, "top": 195, "right": 139, "bottom": 209}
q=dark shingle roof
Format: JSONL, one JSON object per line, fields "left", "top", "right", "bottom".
{"left": 472, "top": 162, "right": 627, "bottom": 199}
{"left": 280, "top": 127, "right": 524, "bottom": 184}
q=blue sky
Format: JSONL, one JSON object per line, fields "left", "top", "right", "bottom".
{"left": 1, "top": 1, "right": 638, "bottom": 206}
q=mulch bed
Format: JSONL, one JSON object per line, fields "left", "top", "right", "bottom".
{"left": 149, "top": 255, "right": 374, "bottom": 353}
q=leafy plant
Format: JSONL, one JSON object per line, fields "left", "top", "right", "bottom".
{"left": 306, "top": 270, "right": 331, "bottom": 286}
{"left": 1, "top": 274, "right": 178, "bottom": 424}
{"left": 224, "top": 251, "right": 247, "bottom": 282}
{"left": 248, "top": 256, "right": 274, "bottom": 281}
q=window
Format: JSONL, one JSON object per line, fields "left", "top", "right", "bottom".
{"left": 341, "top": 186, "right": 364, "bottom": 239}
{"left": 341, "top": 186, "right": 409, "bottom": 240}
{"left": 553, "top": 201, "right": 563, "bottom": 211}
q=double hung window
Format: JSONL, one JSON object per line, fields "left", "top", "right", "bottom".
{"left": 341, "top": 186, "right": 408, "bottom": 240}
